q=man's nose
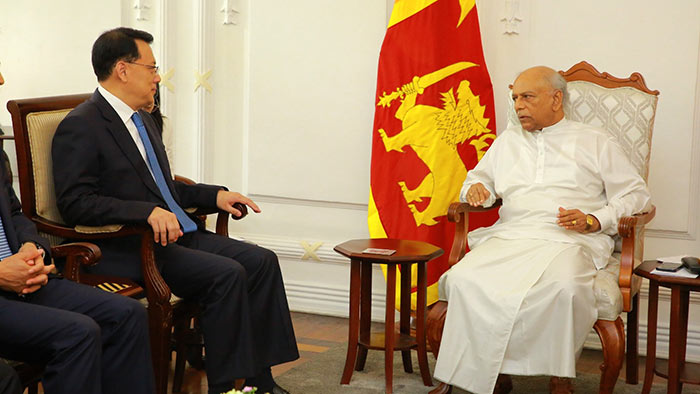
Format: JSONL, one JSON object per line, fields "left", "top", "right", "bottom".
{"left": 513, "top": 98, "right": 524, "bottom": 111}
{"left": 154, "top": 73, "right": 161, "bottom": 83}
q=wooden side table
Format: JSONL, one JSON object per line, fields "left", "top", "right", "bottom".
{"left": 334, "top": 239, "right": 443, "bottom": 394}
{"left": 635, "top": 260, "right": 700, "bottom": 394}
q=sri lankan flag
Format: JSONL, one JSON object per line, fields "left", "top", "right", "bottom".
{"left": 368, "top": 0, "right": 499, "bottom": 309}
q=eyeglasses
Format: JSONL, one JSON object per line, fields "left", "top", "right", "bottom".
{"left": 127, "top": 61, "right": 159, "bottom": 74}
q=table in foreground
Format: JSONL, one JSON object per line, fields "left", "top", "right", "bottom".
{"left": 635, "top": 260, "right": 700, "bottom": 394}
{"left": 334, "top": 238, "right": 443, "bottom": 394}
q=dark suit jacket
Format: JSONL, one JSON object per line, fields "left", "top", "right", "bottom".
{"left": 52, "top": 89, "right": 222, "bottom": 228}
{"left": 0, "top": 151, "right": 50, "bottom": 258}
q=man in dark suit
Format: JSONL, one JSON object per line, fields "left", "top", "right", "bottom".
{"left": 52, "top": 27, "right": 298, "bottom": 394}
{"left": 0, "top": 150, "right": 154, "bottom": 394}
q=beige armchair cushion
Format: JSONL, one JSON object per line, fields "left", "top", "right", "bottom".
{"left": 26, "top": 110, "right": 71, "bottom": 224}
{"left": 565, "top": 81, "right": 657, "bottom": 181}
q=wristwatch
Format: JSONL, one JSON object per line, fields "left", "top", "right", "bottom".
{"left": 585, "top": 215, "right": 595, "bottom": 232}
{"left": 30, "top": 241, "right": 45, "bottom": 258}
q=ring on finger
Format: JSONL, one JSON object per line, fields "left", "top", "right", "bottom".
{"left": 572, "top": 219, "right": 577, "bottom": 225}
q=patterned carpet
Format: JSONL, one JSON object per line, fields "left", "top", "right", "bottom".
{"left": 276, "top": 342, "right": 700, "bottom": 394}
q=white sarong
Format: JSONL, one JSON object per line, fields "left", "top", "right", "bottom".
{"left": 433, "top": 238, "right": 597, "bottom": 394}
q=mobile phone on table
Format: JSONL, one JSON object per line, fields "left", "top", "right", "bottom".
{"left": 657, "top": 262, "right": 683, "bottom": 272}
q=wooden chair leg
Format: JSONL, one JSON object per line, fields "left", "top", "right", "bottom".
{"left": 172, "top": 345, "right": 187, "bottom": 393}
{"left": 429, "top": 382, "right": 453, "bottom": 394}
{"left": 426, "top": 301, "right": 448, "bottom": 359}
{"left": 626, "top": 293, "right": 640, "bottom": 384}
{"left": 594, "top": 318, "right": 624, "bottom": 394}
{"left": 426, "top": 301, "right": 452, "bottom": 393}
{"left": 148, "top": 303, "right": 174, "bottom": 394}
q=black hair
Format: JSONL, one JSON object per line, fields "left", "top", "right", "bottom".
{"left": 91, "top": 27, "right": 154, "bottom": 81}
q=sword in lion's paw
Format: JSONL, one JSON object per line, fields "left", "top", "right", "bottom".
{"left": 376, "top": 61, "right": 478, "bottom": 108}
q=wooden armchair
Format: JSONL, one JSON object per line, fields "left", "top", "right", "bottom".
{"left": 6, "top": 94, "right": 238, "bottom": 394}
{"left": 426, "top": 61, "right": 659, "bottom": 394}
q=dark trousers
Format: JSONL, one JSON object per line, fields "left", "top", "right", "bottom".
{"left": 0, "top": 362, "right": 20, "bottom": 394}
{"left": 87, "top": 230, "right": 299, "bottom": 394}
{"left": 0, "top": 279, "right": 154, "bottom": 394}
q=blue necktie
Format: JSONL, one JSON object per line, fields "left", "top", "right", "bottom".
{"left": 132, "top": 112, "right": 198, "bottom": 234}
{"left": 0, "top": 217, "right": 12, "bottom": 260}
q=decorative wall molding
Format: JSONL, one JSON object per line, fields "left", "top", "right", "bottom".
{"left": 646, "top": 229, "right": 694, "bottom": 240}
{"left": 160, "top": 67, "right": 175, "bottom": 92}
{"left": 285, "top": 280, "right": 387, "bottom": 321}
{"left": 229, "top": 232, "right": 349, "bottom": 264}
{"left": 501, "top": 0, "right": 522, "bottom": 35}
{"left": 220, "top": 0, "right": 240, "bottom": 25}
{"left": 249, "top": 194, "right": 368, "bottom": 211}
{"left": 194, "top": 69, "right": 213, "bottom": 93}
{"left": 686, "top": 29, "right": 700, "bottom": 242}
{"left": 156, "top": 0, "right": 170, "bottom": 116}
{"left": 194, "top": 0, "right": 214, "bottom": 182}
{"left": 300, "top": 241, "right": 323, "bottom": 261}
{"left": 134, "top": 0, "right": 151, "bottom": 21}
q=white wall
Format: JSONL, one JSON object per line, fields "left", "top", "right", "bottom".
{"left": 2, "top": 0, "right": 700, "bottom": 361}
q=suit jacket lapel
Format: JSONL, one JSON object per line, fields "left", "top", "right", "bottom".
{"left": 0, "top": 163, "right": 20, "bottom": 252}
{"left": 90, "top": 91, "right": 163, "bottom": 199}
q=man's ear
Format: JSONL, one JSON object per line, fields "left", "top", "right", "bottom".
{"left": 115, "top": 61, "right": 128, "bottom": 82}
{"left": 551, "top": 89, "right": 563, "bottom": 111}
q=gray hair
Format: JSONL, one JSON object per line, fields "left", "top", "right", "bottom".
{"left": 548, "top": 72, "right": 569, "bottom": 112}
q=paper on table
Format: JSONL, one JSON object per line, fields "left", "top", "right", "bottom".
{"left": 651, "top": 255, "right": 698, "bottom": 278}
{"left": 362, "top": 248, "right": 396, "bottom": 255}
{"left": 651, "top": 267, "right": 698, "bottom": 278}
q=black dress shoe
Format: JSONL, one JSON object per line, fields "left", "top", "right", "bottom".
{"left": 270, "top": 383, "right": 290, "bottom": 394}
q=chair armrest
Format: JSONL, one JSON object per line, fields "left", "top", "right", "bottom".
{"left": 33, "top": 218, "right": 172, "bottom": 306}
{"left": 447, "top": 200, "right": 502, "bottom": 266}
{"left": 175, "top": 174, "right": 243, "bottom": 235}
{"left": 51, "top": 242, "right": 102, "bottom": 282}
{"left": 618, "top": 205, "right": 656, "bottom": 312}
{"left": 75, "top": 224, "right": 124, "bottom": 234}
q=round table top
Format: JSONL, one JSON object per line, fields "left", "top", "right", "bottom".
{"left": 635, "top": 260, "right": 700, "bottom": 288}
{"left": 333, "top": 238, "right": 443, "bottom": 264}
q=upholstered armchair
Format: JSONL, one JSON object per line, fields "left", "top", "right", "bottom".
{"left": 426, "top": 61, "right": 659, "bottom": 394}
{"left": 6, "top": 94, "right": 238, "bottom": 394}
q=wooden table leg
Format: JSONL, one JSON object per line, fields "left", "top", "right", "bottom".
{"left": 416, "top": 261, "right": 433, "bottom": 386}
{"left": 400, "top": 262, "right": 413, "bottom": 373}
{"left": 667, "top": 286, "right": 690, "bottom": 394}
{"left": 626, "top": 293, "right": 640, "bottom": 384}
{"left": 641, "top": 281, "right": 658, "bottom": 394}
{"left": 385, "top": 264, "right": 397, "bottom": 394}
{"left": 341, "top": 259, "right": 362, "bottom": 385}
{"left": 675, "top": 289, "right": 690, "bottom": 394}
{"left": 356, "top": 261, "right": 372, "bottom": 371}
{"left": 667, "top": 286, "right": 683, "bottom": 394}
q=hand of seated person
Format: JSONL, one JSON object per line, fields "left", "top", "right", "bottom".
{"left": 556, "top": 207, "right": 601, "bottom": 233}
{"left": 216, "top": 190, "right": 261, "bottom": 218}
{"left": 0, "top": 247, "right": 54, "bottom": 295}
{"left": 148, "top": 207, "right": 184, "bottom": 246}
{"left": 466, "top": 183, "right": 491, "bottom": 207}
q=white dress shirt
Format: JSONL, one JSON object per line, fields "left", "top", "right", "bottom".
{"left": 461, "top": 118, "right": 651, "bottom": 269}
{"left": 97, "top": 86, "right": 155, "bottom": 179}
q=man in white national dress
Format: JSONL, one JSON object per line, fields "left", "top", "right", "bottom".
{"left": 432, "top": 66, "right": 651, "bottom": 394}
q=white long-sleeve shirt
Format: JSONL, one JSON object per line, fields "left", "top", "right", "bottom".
{"left": 462, "top": 118, "right": 651, "bottom": 269}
